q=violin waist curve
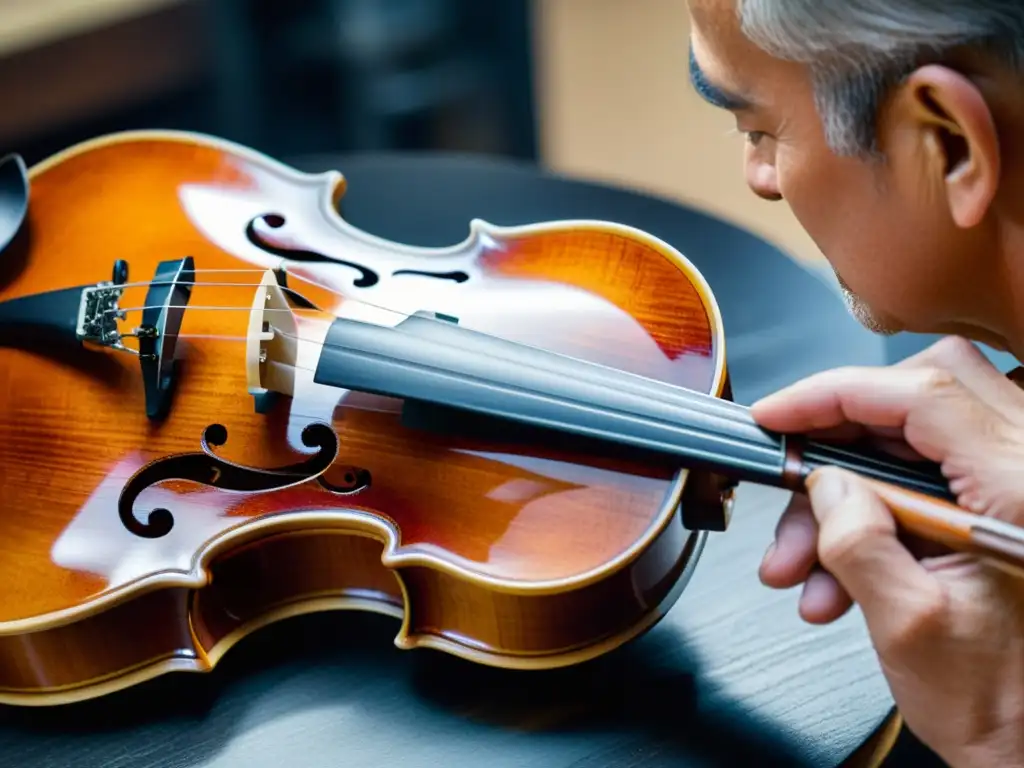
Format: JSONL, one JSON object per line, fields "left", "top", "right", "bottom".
{"left": 0, "top": 128, "right": 729, "bottom": 706}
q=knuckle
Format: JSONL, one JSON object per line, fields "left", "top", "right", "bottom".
{"left": 918, "top": 336, "right": 981, "bottom": 370}
{"left": 816, "top": 533, "right": 857, "bottom": 571}
{"left": 876, "top": 584, "right": 949, "bottom": 657}
{"left": 934, "top": 335, "right": 978, "bottom": 362}
{"left": 816, "top": 521, "right": 887, "bottom": 571}
{"left": 918, "top": 365, "right": 960, "bottom": 398}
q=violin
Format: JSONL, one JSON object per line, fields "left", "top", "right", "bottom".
{"left": 0, "top": 130, "right": 1019, "bottom": 708}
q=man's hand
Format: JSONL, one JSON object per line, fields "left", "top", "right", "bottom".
{"left": 750, "top": 337, "right": 1024, "bottom": 768}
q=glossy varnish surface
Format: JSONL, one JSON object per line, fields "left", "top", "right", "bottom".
{"left": 0, "top": 131, "right": 725, "bottom": 703}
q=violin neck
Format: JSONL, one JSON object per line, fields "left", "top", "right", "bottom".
{"left": 309, "top": 312, "right": 953, "bottom": 501}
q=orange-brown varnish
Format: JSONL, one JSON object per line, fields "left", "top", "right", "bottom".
{"left": 0, "top": 130, "right": 727, "bottom": 705}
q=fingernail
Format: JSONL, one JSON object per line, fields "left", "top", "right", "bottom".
{"left": 807, "top": 469, "right": 848, "bottom": 511}
{"left": 761, "top": 541, "right": 776, "bottom": 568}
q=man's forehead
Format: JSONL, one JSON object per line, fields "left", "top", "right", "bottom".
{"left": 687, "top": 0, "right": 806, "bottom": 107}
{"left": 687, "top": 0, "right": 739, "bottom": 34}
{"left": 688, "top": 1, "right": 759, "bottom": 103}
{"left": 688, "top": 0, "right": 762, "bottom": 70}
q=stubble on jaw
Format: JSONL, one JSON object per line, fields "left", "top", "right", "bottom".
{"left": 836, "top": 272, "right": 901, "bottom": 336}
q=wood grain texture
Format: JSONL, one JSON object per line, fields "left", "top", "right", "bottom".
{"left": 0, "top": 130, "right": 729, "bottom": 703}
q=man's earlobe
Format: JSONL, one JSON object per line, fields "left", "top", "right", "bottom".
{"left": 904, "top": 65, "right": 1000, "bottom": 229}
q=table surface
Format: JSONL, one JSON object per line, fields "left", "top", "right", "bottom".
{"left": 0, "top": 151, "right": 900, "bottom": 767}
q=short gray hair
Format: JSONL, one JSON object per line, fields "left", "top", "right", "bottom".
{"left": 737, "top": 1, "right": 1024, "bottom": 156}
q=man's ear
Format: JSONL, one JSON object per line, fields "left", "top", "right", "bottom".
{"left": 887, "top": 64, "right": 1001, "bottom": 229}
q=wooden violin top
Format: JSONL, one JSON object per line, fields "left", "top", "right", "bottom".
{"left": 0, "top": 130, "right": 732, "bottom": 705}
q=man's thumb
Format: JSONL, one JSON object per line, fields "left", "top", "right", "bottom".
{"left": 807, "top": 467, "right": 934, "bottom": 613}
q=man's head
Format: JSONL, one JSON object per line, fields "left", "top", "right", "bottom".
{"left": 688, "top": 1, "right": 1024, "bottom": 350}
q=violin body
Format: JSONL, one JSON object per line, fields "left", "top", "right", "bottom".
{"left": 0, "top": 130, "right": 732, "bottom": 706}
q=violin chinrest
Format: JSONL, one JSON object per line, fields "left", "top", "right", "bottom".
{"left": 0, "top": 153, "right": 28, "bottom": 256}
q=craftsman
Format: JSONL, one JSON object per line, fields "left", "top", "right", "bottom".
{"left": 687, "top": 2, "right": 1024, "bottom": 766}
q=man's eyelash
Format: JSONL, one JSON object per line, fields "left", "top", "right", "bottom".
{"left": 724, "top": 127, "right": 766, "bottom": 144}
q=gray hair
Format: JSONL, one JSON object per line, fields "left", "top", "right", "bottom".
{"left": 737, "top": 1, "right": 1024, "bottom": 156}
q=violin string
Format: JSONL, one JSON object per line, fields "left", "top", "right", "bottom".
{"left": 107, "top": 269, "right": 408, "bottom": 317}
{"left": 108, "top": 268, "right": 757, "bottom": 411}
{"left": 93, "top": 271, "right": 286, "bottom": 295}
{"left": 117, "top": 304, "right": 326, "bottom": 314}
{"left": 169, "top": 323, "right": 940, "bottom": 489}
{"left": 104, "top": 275, "right": 755, "bottom": 422}
{"left": 107, "top": 271, "right": 433, "bottom": 323}
{"left": 96, "top": 273, "right": 942, "bottom": 487}
{"left": 106, "top": 270, "right": 747, "bottom": 413}
{"left": 111, "top": 297, "right": 751, "bottom": 420}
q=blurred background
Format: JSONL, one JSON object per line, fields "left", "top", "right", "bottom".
{"left": 0, "top": 0, "right": 823, "bottom": 266}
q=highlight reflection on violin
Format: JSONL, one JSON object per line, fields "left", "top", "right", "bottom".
{"left": 0, "top": 130, "right": 1018, "bottom": 707}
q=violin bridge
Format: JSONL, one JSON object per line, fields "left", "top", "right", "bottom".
{"left": 246, "top": 269, "right": 298, "bottom": 413}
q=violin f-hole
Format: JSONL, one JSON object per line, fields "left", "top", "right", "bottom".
{"left": 117, "top": 421, "right": 362, "bottom": 539}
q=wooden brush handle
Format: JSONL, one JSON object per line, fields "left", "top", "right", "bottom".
{"left": 866, "top": 479, "right": 1024, "bottom": 575}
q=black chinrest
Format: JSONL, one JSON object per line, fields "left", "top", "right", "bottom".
{"left": 0, "top": 153, "right": 28, "bottom": 257}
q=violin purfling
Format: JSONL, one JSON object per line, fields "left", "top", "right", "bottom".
{"left": 0, "top": 130, "right": 1010, "bottom": 708}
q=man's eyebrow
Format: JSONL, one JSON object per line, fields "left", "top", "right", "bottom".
{"left": 688, "top": 47, "right": 751, "bottom": 111}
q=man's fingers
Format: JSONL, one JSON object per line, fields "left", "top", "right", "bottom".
{"left": 761, "top": 494, "right": 855, "bottom": 624}
{"left": 752, "top": 365, "right": 949, "bottom": 433}
{"left": 760, "top": 493, "right": 818, "bottom": 589}
{"left": 898, "top": 337, "right": 1021, "bottom": 413}
{"left": 758, "top": 338, "right": 1009, "bottom": 439}
{"left": 806, "top": 467, "right": 938, "bottom": 638}
{"left": 798, "top": 568, "right": 853, "bottom": 625}
{"left": 751, "top": 364, "right": 994, "bottom": 463}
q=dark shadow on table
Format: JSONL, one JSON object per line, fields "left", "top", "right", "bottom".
{"left": 409, "top": 629, "right": 821, "bottom": 768}
{"left": 884, "top": 727, "right": 947, "bottom": 767}
{"left": 0, "top": 611, "right": 824, "bottom": 768}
